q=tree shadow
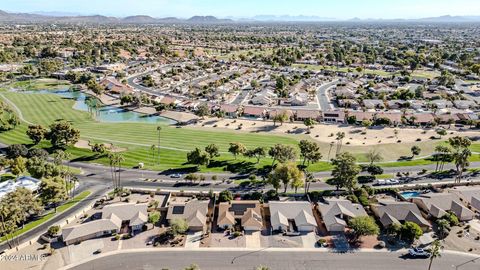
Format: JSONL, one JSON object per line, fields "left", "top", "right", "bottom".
{"left": 225, "top": 161, "right": 256, "bottom": 174}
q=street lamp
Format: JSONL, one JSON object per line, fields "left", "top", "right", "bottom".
{"left": 157, "top": 126, "right": 161, "bottom": 165}
{"left": 454, "top": 256, "right": 480, "bottom": 269}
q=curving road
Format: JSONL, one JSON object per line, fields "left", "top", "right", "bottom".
{"left": 317, "top": 80, "right": 339, "bottom": 111}
{"left": 66, "top": 249, "right": 480, "bottom": 270}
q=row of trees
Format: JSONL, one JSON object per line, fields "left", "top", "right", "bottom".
{"left": 186, "top": 140, "right": 323, "bottom": 169}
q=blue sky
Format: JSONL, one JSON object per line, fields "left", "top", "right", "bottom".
{"left": 2, "top": 0, "right": 480, "bottom": 19}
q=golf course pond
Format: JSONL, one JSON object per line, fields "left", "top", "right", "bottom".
{"left": 22, "top": 89, "right": 176, "bottom": 125}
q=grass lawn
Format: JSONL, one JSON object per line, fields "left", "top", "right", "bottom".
{"left": 7, "top": 79, "right": 71, "bottom": 91}
{"left": 0, "top": 190, "right": 91, "bottom": 243}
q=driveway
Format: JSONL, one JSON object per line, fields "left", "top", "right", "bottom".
{"left": 185, "top": 231, "right": 203, "bottom": 248}
{"left": 300, "top": 232, "right": 317, "bottom": 248}
{"left": 245, "top": 231, "right": 261, "bottom": 248}
{"left": 331, "top": 233, "right": 349, "bottom": 252}
{"left": 67, "top": 239, "right": 104, "bottom": 264}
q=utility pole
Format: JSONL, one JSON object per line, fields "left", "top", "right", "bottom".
{"left": 157, "top": 126, "right": 161, "bottom": 165}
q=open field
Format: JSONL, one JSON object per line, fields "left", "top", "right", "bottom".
{"left": 0, "top": 90, "right": 478, "bottom": 173}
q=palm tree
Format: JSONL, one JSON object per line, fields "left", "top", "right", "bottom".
{"left": 156, "top": 126, "right": 162, "bottom": 165}
{"left": 108, "top": 152, "right": 125, "bottom": 194}
{"left": 150, "top": 144, "right": 156, "bottom": 166}
{"left": 428, "top": 240, "right": 442, "bottom": 270}
{"left": 327, "top": 141, "right": 334, "bottom": 160}
{"left": 366, "top": 149, "right": 383, "bottom": 165}
{"left": 335, "top": 132, "right": 345, "bottom": 156}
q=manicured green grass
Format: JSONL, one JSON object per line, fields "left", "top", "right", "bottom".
{"left": 0, "top": 190, "right": 91, "bottom": 243}
{"left": 8, "top": 79, "right": 71, "bottom": 91}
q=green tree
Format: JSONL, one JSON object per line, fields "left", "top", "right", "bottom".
{"left": 195, "top": 103, "right": 210, "bottom": 119}
{"left": 204, "top": 144, "right": 220, "bottom": 159}
{"left": 91, "top": 143, "right": 107, "bottom": 156}
{"left": 26, "top": 125, "right": 47, "bottom": 145}
{"left": 303, "top": 118, "right": 316, "bottom": 133}
{"left": 148, "top": 211, "right": 161, "bottom": 225}
{"left": 400, "top": 221, "right": 423, "bottom": 242}
{"left": 47, "top": 121, "right": 80, "bottom": 149}
{"left": 298, "top": 140, "right": 322, "bottom": 167}
{"left": 187, "top": 148, "right": 210, "bottom": 167}
{"left": 170, "top": 218, "right": 189, "bottom": 235}
{"left": 268, "top": 144, "right": 297, "bottom": 166}
{"left": 410, "top": 145, "right": 421, "bottom": 158}
{"left": 10, "top": 156, "right": 27, "bottom": 176}
{"left": 219, "top": 190, "right": 233, "bottom": 202}
{"left": 273, "top": 111, "right": 289, "bottom": 126}
{"left": 366, "top": 149, "right": 383, "bottom": 165}
{"left": 38, "top": 177, "right": 68, "bottom": 212}
{"left": 244, "top": 147, "right": 266, "bottom": 164}
{"left": 331, "top": 152, "right": 360, "bottom": 193}
{"left": 348, "top": 216, "right": 379, "bottom": 240}
{"left": 448, "top": 136, "right": 472, "bottom": 183}
{"left": 428, "top": 240, "right": 442, "bottom": 270}
{"left": 228, "top": 142, "right": 246, "bottom": 160}
{"left": 269, "top": 162, "right": 304, "bottom": 193}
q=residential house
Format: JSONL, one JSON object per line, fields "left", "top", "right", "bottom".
{"left": 269, "top": 202, "right": 317, "bottom": 233}
{"left": 317, "top": 198, "right": 367, "bottom": 232}
{"left": 295, "top": 110, "right": 321, "bottom": 121}
{"left": 220, "top": 104, "right": 239, "bottom": 118}
{"left": 166, "top": 199, "right": 209, "bottom": 232}
{"left": 62, "top": 203, "right": 148, "bottom": 245}
{"left": 322, "top": 110, "right": 345, "bottom": 123}
{"left": 412, "top": 193, "right": 475, "bottom": 221}
{"left": 429, "top": 99, "right": 453, "bottom": 109}
{"left": 448, "top": 186, "right": 480, "bottom": 213}
{"left": 453, "top": 100, "right": 477, "bottom": 110}
{"left": 371, "top": 200, "right": 431, "bottom": 231}
{"left": 363, "top": 99, "right": 385, "bottom": 109}
{"left": 217, "top": 200, "right": 263, "bottom": 231}
{"left": 242, "top": 106, "right": 266, "bottom": 119}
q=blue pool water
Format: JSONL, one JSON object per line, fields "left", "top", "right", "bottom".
{"left": 23, "top": 89, "right": 175, "bottom": 125}
{"left": 400, "top": 191, "right": 421, "bottom": 199}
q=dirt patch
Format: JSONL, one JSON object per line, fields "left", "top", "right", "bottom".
{"left": 74, "top": 139, "right": 127, "bottom": 152}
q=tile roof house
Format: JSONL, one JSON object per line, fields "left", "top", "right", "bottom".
{"left": 269, "top": 202, "right": 317, "bottom": 233}
{"left": 411, "top": 193, "right": 475, "bottom": 221}
{"left": 242, "top": 106, "right": 266, "bottom": 118}
{"left": 99, "top": 77, "right": 133, "bottom": 95}
{"left": 317, "top": 198, "right": 368, "bottom": 232}
{"left": 371, "top": 200, "right": 430, "bottom": 231}
{"left": 166, "top": 199, "right": 209, "bottom": 232}
{"left": 61, "top": 203, "right": 148, "bottom": 245}
{"left": 217, "top": 200, "right": 263, "bottom": 231}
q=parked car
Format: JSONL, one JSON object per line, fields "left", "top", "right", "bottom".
{"left": 93, "top": 249, "right": 102, "bottom": 255}
{"left": 408, "top": 247, "right": 430, "bottom": 258}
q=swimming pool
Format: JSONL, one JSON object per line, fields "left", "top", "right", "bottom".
{"left": 400, "top": 191, "right": 421, "bottom": 199}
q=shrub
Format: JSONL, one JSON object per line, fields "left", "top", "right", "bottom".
{"left": 47, "top": 225, "right": 60, "bottom": 236}
{"left": 219, "top": 190, "right": 233, "bottom": 202}
{"left": 170, "top": 218, "right": 189, "bottom": 235}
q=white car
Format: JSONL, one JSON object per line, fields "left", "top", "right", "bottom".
{"left": 170, "top": 173, "right": 183, "bottom": 178}
{"left": 408, "top": 248, "right": 430, "bottom": 258}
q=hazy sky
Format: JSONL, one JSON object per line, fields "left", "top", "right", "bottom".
{"left": 2, "top": 0, "right": 480, "bottom": 19}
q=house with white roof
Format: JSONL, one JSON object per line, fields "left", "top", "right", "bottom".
{"left": 0, "top": 176, "right": 40, "bottom": 199}
{"left": 269, "top": 201, "right": 317, "bottom": 233}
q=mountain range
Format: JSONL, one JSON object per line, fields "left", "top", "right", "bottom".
{"left": 0, "top": 10, "right": 479, "bottom": 24}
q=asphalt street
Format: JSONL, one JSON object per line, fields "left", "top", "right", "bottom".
{"left": 68, "top": 250, "right": 480, "bottom": 270}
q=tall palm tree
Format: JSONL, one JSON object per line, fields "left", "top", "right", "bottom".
{"left": 428, "top": 240, "right": 442, "bottom": 270}
{"left": 335, "top": 132, "right": 345, "bottom": 156}
{"left": 150, "top": 144, "right": 156, "bottom": 166}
